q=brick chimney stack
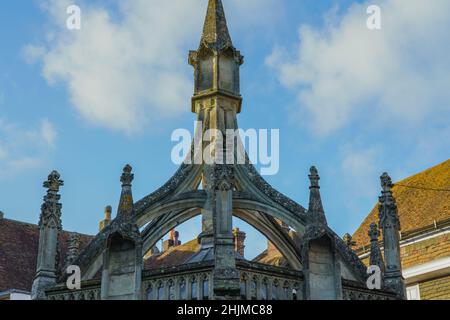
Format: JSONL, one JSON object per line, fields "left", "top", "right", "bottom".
{"left": 163, "top": 229, "right": 181, "bottom": 251}
{"left": 233, "top": 228, "right": 246, "bottom": 258}
{"left": 99, "top": 206, "right": 112, "bottom": 231}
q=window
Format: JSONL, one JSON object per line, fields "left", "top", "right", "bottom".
{"left": 168, "top": 281, "right": 175, "bottom": 300}
{"left": 146, "top": 285, "right": 153, "bottom": 300}
{"left": 179, "top": 280, "right": 187, "bottom": 300}
{"left": 240, "top": 280, "right": 247, "bottom": 300}
{"left": 260, "top": 280, "right": 268, "bottom": 300}
{"left": 272, "top": 282, "right": 279, "bottom": 300}
{"left": 157, "top": 283, "right": 165, "bottom": 300}
{"left": 406, "top": 285, "right": 421, "bottom": 300}
{"left": 191, "top": 279, "right": 198, "bottom": 300}
{"left": 203, "top": 278, "right": 210, "bottom": 300}
{"left": 251, "top": 279, "right": 257, "bottom": 300}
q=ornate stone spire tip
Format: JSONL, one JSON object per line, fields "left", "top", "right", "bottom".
{"left": 309, "top": 166, "right": 320, "bottom": 188}
{"left": 121, "top": 164, "right": 134, "bottom": 186}
{"left": 43, "top": 170, "right": 64, "bottom": 192}
{"left": 380, "top": 172, "right": 393, "bottom": 191}
{"left": 201, "top": 0, "right": 233, "bottom": 50}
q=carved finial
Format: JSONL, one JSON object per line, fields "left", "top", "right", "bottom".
{"left": 43, "top": 170, "right": 64, "bottom": 192}
{"left": 121, "top": 164, "right": 134, "bottom": 187}
{"left": 308, "top": 166, "right": 327, "bottom": 225}
{"left": 39, "top": 170, "right": 64, "bottom": 229}
{"left": 381, "top": 172, "right": 393, "bottom": 192}
{"left": 343, "top": 233, "right": 356, "bottom": 247}
{"left": 369, "top": 223, "right": 380, "bottom": 242}
{"left": 117, "top": 165, "right": 135, "bottom": 217}
{"left": 309, "top": 166, "right": 320, "bottom": 188}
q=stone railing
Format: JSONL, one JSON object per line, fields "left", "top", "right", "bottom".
{"left": 342, "top": 279, "right": 397, "bottom": 300}
{"left": 237, "top": 260, "right": 303, "bottom": 300}
{"left": 46, "top": 279, "right": 101, "bottom": 300}
{"left": 45, "top": 260, "right": 305, "bottom": 301}
{"left": 142, "top": 261, "right": 214, "bottom": 300}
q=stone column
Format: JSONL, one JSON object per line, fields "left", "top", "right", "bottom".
{"left": 207, "top": 164, "right": 240, "bottom": 299}
{"left": 101, "top": 165, "right": 143, "bottom": 300}
{"left": 368, "top": 223, "right": 385, "bottom": 289}
{"left": 378, "top": 172, "right": 406, "bottom": 299}
{"left": 31, "top": 171, "right": 64, "bottom": 300}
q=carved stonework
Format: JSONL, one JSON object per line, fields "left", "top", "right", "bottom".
{"left": 343, "top": 233, "right": 356, "bottom": 248}
{"left": 39, "top": 171, "right": 64, "bottom": 230}
{"left": 378, "top": 172, "right": 405, "bottom": 299}
{"left": 379, "top": 173, "right": 400, "bottom": 230}
{"left": 368, "top": 223, "right": 385, "bottom": 278}
{"left": 66, "top": 233, "right": 81, "bottom": 266}
{"left": 308, "top": 166, "right": 327, "bottom": 225}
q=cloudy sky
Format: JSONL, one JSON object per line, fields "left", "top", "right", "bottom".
{"left": 1, "top": 0, "right": 449, "bottom": 258}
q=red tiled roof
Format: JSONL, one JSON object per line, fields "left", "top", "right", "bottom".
{"left": 0, "top": 218, "right": 92, "bottom": 293}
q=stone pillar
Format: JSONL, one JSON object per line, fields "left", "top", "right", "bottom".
{"left": 31, "top": 171, "right": 64, "bottom": 300}
{"left": 378, "top": 172, "right": 406, "bottom": 299}
{"left": 207, "top": 165, "right": 240, "bottom": 299}
{"left": 101, "top": 165, "right": 142, "bottom": 300}
{"left": 368, "top": 223, "right": 385, "bottom": 288}
{"left": 303, "top": 231, "right": 342, "bottom": 300}
{"left": 303, "top": 168, "right": 341, "bottom": 300}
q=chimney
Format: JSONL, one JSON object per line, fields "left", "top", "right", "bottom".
{"left": 163, "top": 229, "right": 181, "bottom": 251}
{"left": 99, "top": 206, "right": 112, "bottom": 231}
{"left": 233, "top": 228, "right": 246, "bottom": 257}
{"left": 174, "top": 231, "right": 181, "bottom": 246}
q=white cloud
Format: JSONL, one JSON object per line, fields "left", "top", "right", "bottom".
{"left": 26, "top": 0, "right": 279, "bottom": 134}
{"left": 267, "top": 0, "right": 450, "bottom": 136}
{"left": 0, "top": 118, "right": 57, "bottom": 179}
{"left": 341, "top": 146, "right": 381, "bottom": 198}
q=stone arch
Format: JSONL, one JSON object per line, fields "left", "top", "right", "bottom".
{"left": 140, "top": 207, "right": 302, "bottom": 270}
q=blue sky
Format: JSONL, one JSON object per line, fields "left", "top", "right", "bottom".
{"left": 1, "top": 0, "right": 449, "bottom": 259}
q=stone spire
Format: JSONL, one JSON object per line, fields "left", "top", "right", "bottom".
{"left": 200, "top": 0, "right": 233, "bottom": 51}
{"left": 308, "top": 166, "right": 327, "bottom": 225}
{"left": 378, "top": 172, "right": 405, "bottom": 299}
{"left": 117, "top": 165, "right": 134, "bottom": 218}
{"left": 368, "top": 223, "right": 385, "bottom": 281}
{"left": 32, "top": 170, "right": 64, "bottom": 300}
{"left": 189, "top": 0, "right": 243, "bottom": 113}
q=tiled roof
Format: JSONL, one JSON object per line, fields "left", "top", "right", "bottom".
{"left": 0, "top": 218, "right": 92, "bottom": 293}
{"left": 252, "top": 249, "right": 287, "bottom": 267}
{"left": 144, "top": 239, "right": 200, "bottom": 270}
{"left": 353, "top": 159, "right": 450, "bottom": 248}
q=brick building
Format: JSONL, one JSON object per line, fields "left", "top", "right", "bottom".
{"left": 352, "top": 159, "right": 450, "bottom": 300}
